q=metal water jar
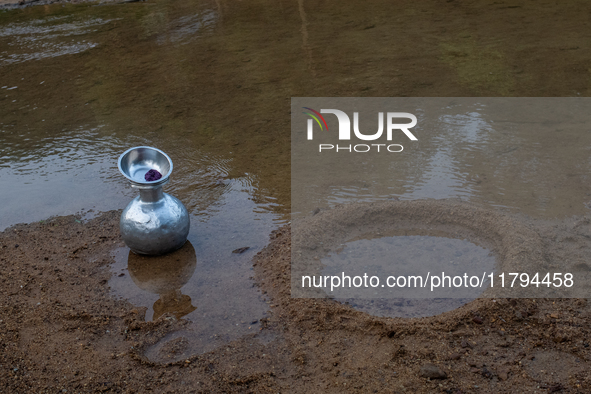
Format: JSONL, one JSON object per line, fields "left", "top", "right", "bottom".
{"left": 118, "top": 146, "right": 190, "bottom": 255}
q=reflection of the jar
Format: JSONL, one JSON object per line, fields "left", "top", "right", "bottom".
{"left": 128, "top": 241, "right": 197, "bottom": 320}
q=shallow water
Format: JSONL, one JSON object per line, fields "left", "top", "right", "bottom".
{"left": 2, "top": 1, "right": 591, "bottom": 228}
{"left": 291, "top": 98, "right": 591, "bottom": 219}
{"left": 109, "top": 235, "right": 272, "bottom": 361}
{"left": 2, "top": 0, "right": 591, "bottom": 358}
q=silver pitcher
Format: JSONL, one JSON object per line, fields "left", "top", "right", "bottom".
{"left": 118, "top": 146, "right": 190, "bottom": 255}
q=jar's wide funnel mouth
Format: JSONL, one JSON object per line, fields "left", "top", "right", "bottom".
{"left": 118, "top": 146, "right": 173, "bottom": 187}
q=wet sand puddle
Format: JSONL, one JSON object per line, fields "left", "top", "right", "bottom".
{"left": 109, "top": 239, "right": 270, "bottom": 363}
{"left": 107, "top": 179, "right": 281, "bottom": 362}
{"left": 321, "top": 233, "right": 497, "bottom": 318}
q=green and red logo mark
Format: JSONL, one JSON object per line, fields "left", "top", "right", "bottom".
{"left": 302, "top": 107, "right": 329, "bottom": 132}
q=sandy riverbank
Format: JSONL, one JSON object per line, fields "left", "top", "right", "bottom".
{"left": 1, "top": 204, "right": 591, "bottom": 393}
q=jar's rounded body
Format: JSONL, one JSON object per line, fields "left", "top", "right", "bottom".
{"left": 120, "top": 192, "right": 190, "bottom": 255}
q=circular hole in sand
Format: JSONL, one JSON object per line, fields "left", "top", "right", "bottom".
{"left": 291, "top": 200, "right": 547, "bottom": 317}
{"left": 320, "top": 231, "right": 497, "bottom": 318}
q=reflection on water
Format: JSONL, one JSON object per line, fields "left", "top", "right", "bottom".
{"left": 108, "top": 183, "right": 276, "bottom": 359}
{"left": 127, "top": 242, "right": 197, "bottom": 321}
{"left": 0, "top": 125, "right": 138, "bottom": 228}
{"left": 401, "top": 110, "right": 491, "bottom": 200}
{"left": 0, "top": 124, "right": 279, "bottom": 230}
{"left": 0, "top": 15, "right": 115, "bottom": 65}
{"left": 293, "top": 98, "right": 591, "bottom": 219}
{"left": 2, "top": 2, "right": 590, "bottom": 225}
{"left": 156, "top": 11, "right": 216, "bottom": 45}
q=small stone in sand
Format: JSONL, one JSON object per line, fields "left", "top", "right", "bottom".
{"left": 419, "top": 364, "right": 447, "bottom": 379}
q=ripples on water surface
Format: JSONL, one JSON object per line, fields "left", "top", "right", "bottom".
{"left": 295, "top": 99, "right": 591, "bottom": 218}
{"left": 0, "top": 15, "right": 116, "bottom": 65}
{"left": 2, "top": 1, "right": 591, "bottom": 227}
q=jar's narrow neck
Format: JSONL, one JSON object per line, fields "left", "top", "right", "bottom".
{"left": 138, "top": 186, "right": 164, "bottom": 202}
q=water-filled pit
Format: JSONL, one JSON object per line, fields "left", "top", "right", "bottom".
{"left": 321, "top": 233, "right": 497, "bottom": 318}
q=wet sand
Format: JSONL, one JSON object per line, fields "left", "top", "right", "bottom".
{"left": 1, "top": 204, "right": 591, "bottom": 393}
